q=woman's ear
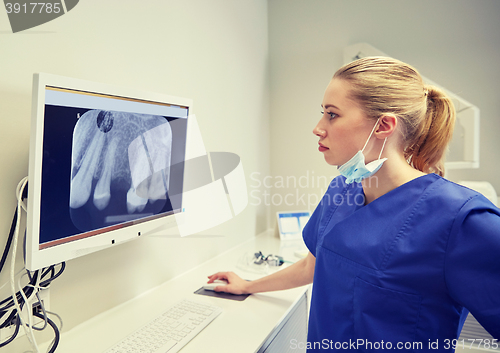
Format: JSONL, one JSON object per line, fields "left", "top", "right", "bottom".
{"left": 375, "top": 114, "right": 398, "bottom": 139}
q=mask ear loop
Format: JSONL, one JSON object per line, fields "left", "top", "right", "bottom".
{"left": 361, "top": 118, "right": 381, "bottom": 153}
{"left": 378, "top": 137, "right": 388, "bottom": 160}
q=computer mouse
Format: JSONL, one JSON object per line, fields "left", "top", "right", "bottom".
{"left": 203, "top": 279, "right": 228, "bottom": 291}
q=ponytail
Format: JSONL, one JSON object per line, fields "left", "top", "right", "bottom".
{"left": 404, "top": 85, "right": 456, "bottom": 176}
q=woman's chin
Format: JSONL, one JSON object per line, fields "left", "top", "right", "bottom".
{"left": 323, "top": 156, "right": 340, "bottom": 166}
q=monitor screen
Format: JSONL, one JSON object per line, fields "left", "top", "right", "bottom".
{"left": 26, "top": 73, "right": 190, "bottom": 270}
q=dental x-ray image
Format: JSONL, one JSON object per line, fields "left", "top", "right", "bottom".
{"left": 69, "top": 110, "right": 172, "bottom": 232}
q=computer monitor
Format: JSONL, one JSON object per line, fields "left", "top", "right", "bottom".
{"left": 25, "top": 73, "right": 191, "bottom": 271}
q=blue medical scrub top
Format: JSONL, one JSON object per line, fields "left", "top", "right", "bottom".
{"left": 303, "top": 174, "right": 500, "bottom": 352}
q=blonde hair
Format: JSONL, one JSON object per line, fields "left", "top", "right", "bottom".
{"left": 333, "top": 56, "right": 455, "bottom": 176}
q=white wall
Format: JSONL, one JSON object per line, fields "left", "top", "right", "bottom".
{"left": 268, "top": 0, "right": 500, "bottom": 217}
{"left": 0, "top": 1, "right": 269, "bottom": 349}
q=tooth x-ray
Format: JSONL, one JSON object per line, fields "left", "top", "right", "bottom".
{"left": 69, "top": 109, "right": 173, "bottom": 232}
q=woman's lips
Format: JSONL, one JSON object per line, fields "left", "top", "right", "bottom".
{"left": 318, "top": 143, "right": 329, "bottom": 152}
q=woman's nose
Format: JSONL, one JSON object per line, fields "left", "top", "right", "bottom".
{"left": 313, "top": 123, "right": 326, "bottom": 138}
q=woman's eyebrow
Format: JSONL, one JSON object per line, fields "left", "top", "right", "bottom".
{"left": 321, "top": 104, "right": 341, "bottom": 110}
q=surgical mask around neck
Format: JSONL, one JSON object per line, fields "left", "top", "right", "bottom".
{"left": 338, "top": 119, "right": 388, "bottom": 184}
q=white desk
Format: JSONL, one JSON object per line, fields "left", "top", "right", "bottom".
{"left": 41, "top": 231, "right": 310, "bottom": 353}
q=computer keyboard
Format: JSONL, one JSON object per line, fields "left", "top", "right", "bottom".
{"left": 104, "top": 299, "right": 223, "bottom": 353}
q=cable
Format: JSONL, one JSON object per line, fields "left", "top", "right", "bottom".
{"left": 0, "top": 309, "right": 17, "bottom": 329}
{"left": 33, "top": 312, "right": 60, "bottom": 353}
{"left": 0, "top": 192, "right": 27, "bottom": 331}
{"left": 1, "top": 178, "right": 26, "bottom": 271}
{"left": 45, "top": 311, "right": 63, "bottom": 334}
{"left": 45, "top": 310, "right": 63, "bottom": 353}
{"left": 0, "top": 269, "right": 36, "bottom": 320}
{"left": 26, "top": 270, "right": 48, "bottom": 331}
{"left": 0, "top": 177, "right": 66, "bottom": 351}
{"left": 0, "top": 267, "right": 26, "bottom": 293}
{"left": 40, "top": 263, "right": 65, "bottom": 287}
{"left": 9, "top": 176, "right": 39, "bottom": 352}
{"left": 18, "top": 270, "right": 39, "bottom": 335}
{"left": 16, "top": 178, "right": 28, "bottom": 212}
{"left": 0, "top": 208, "right": 18, "bottom": 274}
{"left": 0, "top": 314, "right": 20, "bottom": 347}
{"left": 0, "top": 264, "right": 65, "bottom": 348}
{"left": 0, "top": 264, "right": 65, "bottom": 324}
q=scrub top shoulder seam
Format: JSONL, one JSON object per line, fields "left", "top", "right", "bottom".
{"left": 442, "top": 192, "right": 481, "bottom": 303}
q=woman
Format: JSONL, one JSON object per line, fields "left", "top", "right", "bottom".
{"left": 208, "top": 57, "right": 500, "bottom": 351}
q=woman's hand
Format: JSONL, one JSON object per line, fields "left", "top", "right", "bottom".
{"left": 207, "top": 271, "right": 250, "bottom": 295}
{"left": 207, "top": 252, "right": 315, "bottom": 295}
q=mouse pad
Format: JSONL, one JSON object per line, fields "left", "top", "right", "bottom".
{"left": 194, "top": 287, "right": 250, "bottom": 301}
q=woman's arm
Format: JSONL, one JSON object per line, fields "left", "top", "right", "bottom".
{"left": 207, "top": 251, "right": 316, "bottom": 295}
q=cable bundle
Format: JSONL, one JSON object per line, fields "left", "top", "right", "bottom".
{"left": 0, "top": 177, "right": 65, "bottom": 352}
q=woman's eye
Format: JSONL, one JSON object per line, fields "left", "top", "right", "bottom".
{"left": 321, "top": 111, "right": 337, "bottom": 120}
{"left": 327, "top": 112, "right": 337, "bottom": 120}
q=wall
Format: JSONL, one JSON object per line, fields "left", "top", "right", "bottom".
{"left": 0, "top": 0, "right": 269, "bottom": 349}
{"left": 268, "top": 0, "right": 500, "bottom": 216}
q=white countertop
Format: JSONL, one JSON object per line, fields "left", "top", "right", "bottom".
{"left": 39, "top": 231, "right": 309, "bottom": 353}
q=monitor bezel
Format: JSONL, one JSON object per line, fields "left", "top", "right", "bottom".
{"left": 26, "top": 73, "right": 191, "bottom": 271}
